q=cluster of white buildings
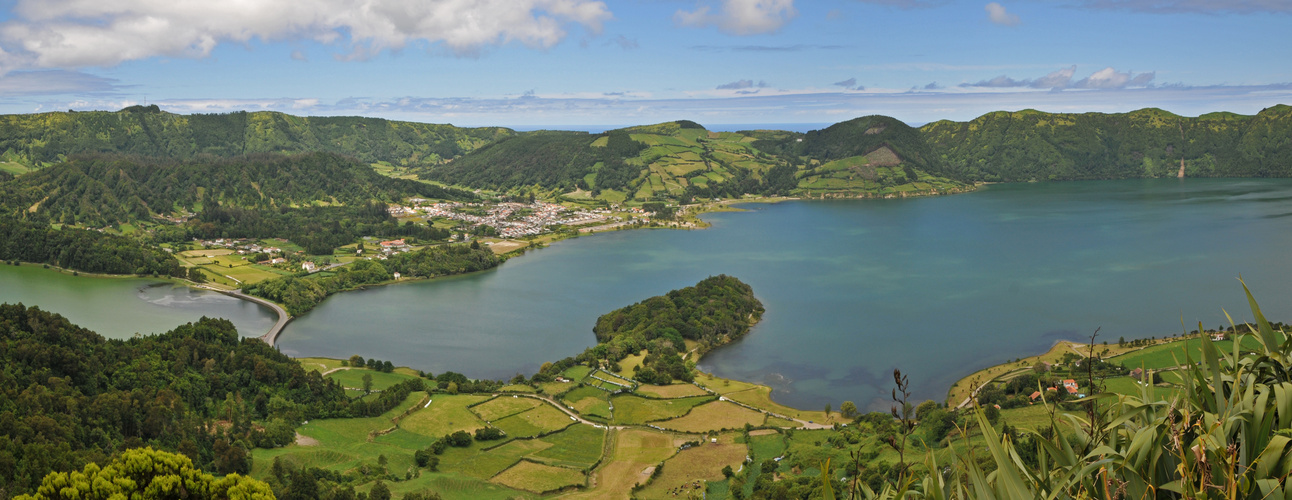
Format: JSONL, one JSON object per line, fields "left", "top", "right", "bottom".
{"left": 405, "top": 201, "right": 615, "bottom": 238}
{"left": 198, "top": 238, "right": 283, "bottom": 256}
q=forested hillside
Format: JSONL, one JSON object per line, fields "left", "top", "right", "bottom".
{"left": 246, "top": 243, "right": 502, "bottom": 315}
{"left": 0, "top": 152, "right": 475, "bottom": 227}
{"left": 920, "top": 104, "right": 1292, "bottom": 181}
{"left": 0, "top": 106, "right": 511, "bottom": 167}
{"left": 0, "top": 216, "right": 183, "bottom": 276}
{"left": 535, "top": 275, "right": 765, "bottom": 384}
{"left": 0, "top": 304, "right": 351, "bottom": 496}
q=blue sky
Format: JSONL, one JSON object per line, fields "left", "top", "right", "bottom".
{"left": 0, "top": 0, "right": 1287, "bottom": 128}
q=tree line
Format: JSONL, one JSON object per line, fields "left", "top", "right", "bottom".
{"left": 0, "top": 216, "right": 182, "bottom": 276}
{"left": 245, "top": 243, "right": 502, "bottom": 316}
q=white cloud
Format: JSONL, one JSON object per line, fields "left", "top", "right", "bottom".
{"left": 985, "top": 3, "right": 1020, "bottom": 26}
{"left": 1032, "top": 65, "right": 1075, "bottom": 88}
{"left": 962, "top": 65, "right": 1155, "bottom": 90}
{"left": 1074, "top": 67, "right": 1155, "bottom": 88}
{"left": 0, "top": 0, "right": 612, "bottom": 70}
{"left": 675, "top": 0, "right": 798, "bottom": 35}
{"left": 43, "top": 83, "right": 1287, "bottom": 128}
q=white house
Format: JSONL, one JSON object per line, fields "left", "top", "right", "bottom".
{"left": 302, "top": 261, "right": 316, "bottom": 273}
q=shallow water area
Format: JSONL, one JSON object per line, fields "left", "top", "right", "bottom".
{"left": 0, "top": 264, "right": 277, "bottom": 339}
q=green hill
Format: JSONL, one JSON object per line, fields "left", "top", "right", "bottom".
{"left": 0, "top": 152, "right": 475, "bottom": 227}
{"left": 0, "top": 105, "right": 512, "bottom": 168}
{"left": 920, "top": 104, "right": 1292, "bottom": 181}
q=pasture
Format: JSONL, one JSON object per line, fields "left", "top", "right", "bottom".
{"left": 399, "top": 394, "right": 491, "bottom": 438}
{"left": 493, "top": 403, "right": 575, "bottom": 438}
{"left": 326, "top": 368, "right": 419, "bottom": 392}
{"left": 532, "top": 424, "right": 606, "bottom": 468}
{"left": 610, "top": 395, "right": 713, "bottom": 425}
{"left": 470, "top": 396, "right": 542, "bottom": 422}
{"left": 560, "top": 428, "right": 686, "bottom": 500}
{"left": 635, "top": 433, "right": 746, "bottom": 500}
{"left": 1112, "top": 334, "right": 1268, "bottom": 370}
{"left": 635, "top": 383, "right": 708, "bottom": 399}
{"left": 491, "top": 461, "right": 586, "bottom": 493}
{"left": 656, "top": 401, "right": 765, "bottom": 433}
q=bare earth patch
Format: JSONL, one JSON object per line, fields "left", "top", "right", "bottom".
{"left": 294, "top": 432, "right": 320, "bottom": 446}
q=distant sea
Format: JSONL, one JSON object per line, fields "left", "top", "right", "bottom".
{"left": 508, "top": 123, "right": 835, "bottom": 134}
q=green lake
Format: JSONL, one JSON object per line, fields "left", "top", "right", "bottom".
{"left": 5, "top": 178, "right": 1292, "bottom": 410}
{"left": 0, "top": 264, "right": 277, "bottom": 339}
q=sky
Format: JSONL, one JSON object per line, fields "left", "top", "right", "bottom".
{"left": 0, "top": 0, "right": 1287, "bottom": 128}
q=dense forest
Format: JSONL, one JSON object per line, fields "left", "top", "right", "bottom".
{"left": 920, "top": 104, "right": 1292, "bottom": 181}
{"left": 533, "top": 275, "right": 764, "bottom": 384}
{"left": 419, "top": 130, "right": 646, "bottom": 193}
{"left": 0, "top": 153, "right": 475, "bottom": 227}
{"left": 0, "top": 106, "right": 511, "bottom": 166}
{"left": 189, "top": 202, "right": 451, "bottom": 255}
{"left": 0, "top": 216, "right": 182, "bottom": 276}
{"left": 245, "top": 243, "right": 501, "bottom": 315}
{"left": 0, "top": 304, "right": 350, "bottom": 496}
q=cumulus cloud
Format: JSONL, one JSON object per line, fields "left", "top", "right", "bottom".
{"left": 961, "top": 66, "right": 1154, "bottom": 90}
{"left": 716, "top": 79, "right": 768, "bottom": 90}
{"left": 1074, "top": 67, "right": 1155, "bottom": 88}
{"left": 1071, "top": 0, "right": 1292, "bottom": 14}
{"left": 1032, "top": 66, "right": 1076, "bottom": 88}
{"left": 0, "top": 0, "right": 612, "bottom": 70}
{"left": 985, "top": 3, "right": 1020, "bottom": 25}
{"left": 675, "top": 0, "right": 798, "bottom": 35}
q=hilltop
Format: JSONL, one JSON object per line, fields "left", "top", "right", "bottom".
{"left": 0, "top": 105, "right": 511, "bottom": 167}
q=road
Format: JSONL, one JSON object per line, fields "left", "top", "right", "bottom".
{"left": 219, "top": 288, "right": 291, "bottom": 345}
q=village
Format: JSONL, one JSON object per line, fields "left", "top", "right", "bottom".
{"left": 388, "top": 199, "right": 658, "bottom": 239}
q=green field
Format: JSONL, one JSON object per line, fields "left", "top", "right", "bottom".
{"left": 610, "top": 395, "right": 714, "bottom": 425}
{"left": 471, "top": 396, "right": 542, "bottom": 422}
{"left": 252, "top": 391, "right": 429, "bottom": 480}
{"left": 1112, "top": 335, "right": 1267, "bottom": 370}
{"left": 399, "top": 394, "right": 491, "bottom": 438}
{"left": 656, "top": 401, "right": 765, "bottom": 433}
{"left": 297, "top": 357, "right": 346, "bottom": 373}
{"left": 743, "top": 432, "right": 788, "bottom": 498}
{"left": 562, "top": 386, "right": 612, "bottom": 420}
{"left": 493, "top": 403, "right": 576, "bottom": 438}
{"left": 442, "top": 439, "right": 551, "bottom": 480}
{"left": 532, "top": 424, "right": 606, "bottom": 468}
{"left": 326, "top": 368, "right": 420, "bottom": 392}
{"left": 0, "top": 162, "right": 31, "bottom": 175}
{"left": 492, "top": 461, "right": 586, "bottom": 493}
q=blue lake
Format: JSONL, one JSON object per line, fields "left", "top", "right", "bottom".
{"left": 272, "top": 178, "right": 1292, "bottom": 409}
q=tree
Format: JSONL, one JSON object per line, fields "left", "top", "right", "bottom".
{"left": 14, "top": 448, "right": 273, "bottom": 500}
{"left": 363, "top": 373, "right": 374, "bottom": 394}
{"left": 446, "top": 381, "right": 459, "bottom": 394}
{"left": 840, "top": 401, "right": 858, "bottom": 419}
{"left": 824, "top": 403, "right": 832, "bottom": 420}
{"left": 369, "top": 480, "right": 391, "bottom": 500}
{"left": 915, "top": 400, "right": 939, "bottom": 421}
{"left": 984, "top": 405, "right": 1001, "bottom": 426}
{"left": 722, "top": 465, "right": 735, "bottom": 478}
{"left": 350, "top": 354, "right": 365, "bottom": 367}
